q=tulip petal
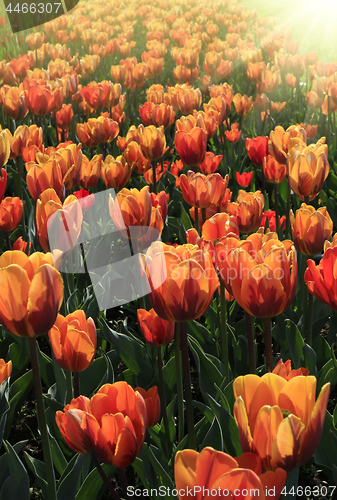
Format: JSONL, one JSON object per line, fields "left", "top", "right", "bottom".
{"left": 259, "top": 468, "right": 287, "bottom": 500}
{"left": 270, "top": 414, "right": 305, "bottom": 471}
{"left": 209, "top": 469, "right": 264, "bottom": 500}
{"left": 0, "top": 264, "right": 31, "bottom": 336}
{"left": 234, "top": 397, "right": 254, "bottom": 453}
{"left": 253, "top": 406, "right": 283, "bottom": 470}
{"left": 175, "top": 450, "right": 198, "bottom": 499}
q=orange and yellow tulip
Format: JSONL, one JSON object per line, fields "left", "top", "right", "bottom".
{"left": 263, "top": 155, "right": 287, "bottom": 184}
{"left": 56, "top": 382, "right": 147, "bottom": 468}
{"left": 0, "top": 197, "right": 23, "bottom": 232}
{"left": 227, "top": 190, "right": 264, "bottom": 234}
{"left": 175, "top": 447, "right": 286, "bottom": 500}
{"left": 233, "top": 373, "right": 330, "bottom": 471}
{"left": 137, "top": 308, "right": 175, "bottom": 346}
{"left": 236, "top": 171, "right": 253, "bottom": 187}
{"left": 109, "top": 186, "right": 152, "bottom": 239}
{"left": 175, "top": 127, "right": 207, "bottom": 167}
{"left": 0, "top": 358, "right": 12, "bottom": 385}
{"left": 139, "top": 125, "right": 167, "bottom": 162}
{"left": 49, "top": 310, "right": 96, "bottom": 372}
{"left": 79, "top": 154, "right": 102, "bottom": 189}
{"left": 26, "top": 159, "right": 64, "bottom": 202}
{"left": 180, "top": 171, "right": 229, "bottom": 209}
{"left": 199, "top": 152, "right": 223, "bottom": 174}
{"left": 305, "top": 241, "right": 337, "bottom": 311}
{"left": 101, "top": 155, "right": 135, "bottom": 190}
{"left": 290, "top": 204, "right": 333, "bottom": 256}
{"left": 0, "top": 167, "right": 7, "bottom": 203}
{"left": 142, "top": 241, "right": 219, "bottom": 322}
{"left": 1, "top": 86, "right": 28, "bottom": 120}
{"left": 0, "top": 251, "right": 63, "bottom": 337}
{"left": 246, "top": 136, "right": 268, "bottom": 168}
{"left": 272, "top": 359, "right": 309, "bottom": 380}
{"left": 233, "top": 93, "right": 253, "bottom": 117}
{"left": 77, "top": 117, "right": 119, "bottom": 147}
{"left": 0, "top": 129, "right": 10, "bottom": 168}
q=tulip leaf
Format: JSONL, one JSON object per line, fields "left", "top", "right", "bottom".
{"left": 148, "top": 446, "right": 175, "bottom": 491}
{"left": 75, "top": 463, "right": 116, "bottom": 500}
{"left": 57, "top": 454, "right": 90, "bottom": 500}
{"left": 132, "top": 446, "right": 156, "bottom": 491}
{"left": 7, "top": 341, "right": 29, "bottom": 373}
{"left": 24, "top": 452, "right": 49, "bottom": 500}
{"left": 51, "top": 353, "right": 67, "bottom": 406}
{"left": 79, "top": 354, "right": 113, "bottom": 398}
{"left": 314, "top": 410, "right": 337, "bottom": 480}
{"left": 0, "top": 380, "right": 10, "bottom": 447}
{"left": 37, "top": 344, "right": 55, "bottom": 388}
{"left": 188, "top": 320, "right": 217, "bottom": 354}
{"left": 285, "top": 319, "right": 305, "bottom": 369}
{"left": 188, "top": 336, "right": 223, "bottom": 400}
{"left": 49, "top": 431, "right": 68, "bottom": 477}
{"left": 333, "top": 403, "right": 337, "bottom": 429}
{"left": 313, "top": 334, "right": 332, "bottom": 371}
{"left": 0, "top": 441, "right": 29, "bottom": 500}
{"left": 302, "top": 343, "right": 317, "bottom": 376}
{"left": 179, "top": 201, "right": 192, "bottom": 230}
{"left": 99, "top": 318, "right": 154, "bottom": 386}
{"left": 162, "top": 356, "right": 177, "bottom": 395}
{"left": 282, "top": 467, "right": 299, "bottom": 500}
{"left": 0, "top": 440, "right": 28, "bottom": 487}
{"left": 201, "top": 415, "right": 223, "bottom": 451}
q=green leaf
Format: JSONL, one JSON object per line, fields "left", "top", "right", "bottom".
{"left": 285, "top": 319, "right": 304, "bottom": 369}
{"left": 179, "top": 201, "right": 192, "bottom": 230}
{"left": 314, "top": 410, "right": 337, "bottom": 480}
{"left": 49, "top": 431, "right": 68, "bottom": 477}
{"left": 0, "top": 441, "right": 30, "bottom": 500}
{"left": 0, "top": 440, "right": 27, "bottom": 487}
{"left": 188, "top": 336, "right": 223, "bottom": 400}
{"left": 7, "top": 341, "right": 29, "bottom": 374}
{"left": 57, "top": 454, "right": 90, "bottom": 500}
{"left": 75, "top": 463, "right": 116, "bottom": 500}
{"left": 148, "top": 446, "right": 174, "bottom": 490}
{"left": 132, "top": 446, "right": 156, "bottom": 491}
{"left": 52, "top": 353, "right": 67, "bottom": 406}
{"left": 24, "top": 453, "right": 49, "bottom": 498}
{"left": 201, "top": 416, "right": 223, "bottom": 451}
{"left": 79, "top": 348, "right": 114, "bottom": 398}
{"left": 283, "top": 468, "right": 299, "bottom": 500}
{"left": 302, "top": 343, "right": 317, "bottom": 376}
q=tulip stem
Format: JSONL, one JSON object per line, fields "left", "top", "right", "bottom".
{"left": 263, "top": 317, "right": 273, "bottom": 372}
{"left": 220, "top": 282, "right": 229, "bottom": 383}
{"left": 307, "top": 292, "right": 313, "bottom": 347}
{"left": 194, "top": 206, "right": 200, "bottom": 235}
{"left": 285, "top": 178, "right": 291, "bottom": 239}
{"left": 5, "top": 232, "right": 11, "bottom": 251}
{"left": 91, "top": 453, "right": 122, "bottom": 500}
{"left": 118, "top": 468, "right": 128, "bottom": 499}
{"left": 174, "top": 324, "right": 184, "bottom": 443}
{"left": 66, "top": 370, "right": 73, "bottom": 403}
{"left": 157, "top": 346, "right": 171, "bottom": 453}
{"left": 273, "top": 183, "right": 280, "bottom": 236}
{"left": 28, "top": 337, "right": 57, "bottom": 500}
{"left": 245, "top": 312, "right": 256, "bottom": 374}
{"left": 151, "top": 161, "right": 157, "bottom": 194}
{"left": 180, "top": 322, "right": 196, "bottom": 449}
{"left": 74, "top": 371, "right": 80, "bottom": 398}
{"left": 201, "top": 208, "right": 206, "bottom": 229}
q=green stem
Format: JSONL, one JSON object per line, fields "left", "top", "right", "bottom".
{"left": 174, "top": 324, "right": 184, "bottom": 443}
{"left": 264, "top": 317, "right": 273, "bottom": 372}
{"left": 157, "top": 346, "right": 171, "bottom": 453}
{"left": 74, "top": 371, "right": 80, "bottom": 398}
{"left": 118, "top": 468, "right": 128, "bottom": 499}
{"left": 5, "top": 232, "right": 11, "bottom": 250}
{"left": 307, "top": 292, "right": 313, "bottom": 346}
{"left": 220, "top": 282, "right": 229, "bottom": 383}
{"left": 180, "top": 322, "right": 196, "bottom": 449}
{"left": 28, "top": 337, "right": 57, "bottom": 500}
{"left": 285, "top": 177, "right": 291, "bottom": 239}
{"left": 66, "top": 370, "right": 73, "bottom": 403}
{"left": 201, "top": 208, "right": 206, "bottom": 229}
{"left": 245, "top": 312, "right": 256, "bottom": 374}
{"left": 91, "top": 453, "right": 121, "bottom": 500}
{"left": 274, "top": 183, "right": 279, "bottom": 236}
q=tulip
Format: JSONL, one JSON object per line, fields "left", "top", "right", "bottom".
{"left": 12, "top": 236, "right": 31, "bottom": 255}
{"left": 272, "top": 359, "right": 309, "bottom": 380}
{"left": 73, "top": 189, "right": 95, "bottom": 212}
{"left": 56, "top": 382, "right": 146, "bottom": 468}
{"left": 287, "top": 140, "right": 329, "bottom": 201}
{"left": 2, "top": 86, "right": 28, "bottom": 120}
{"left": 290, "top": 204, "right": 333, "bottom": 256}
{"left": 201, "top": 212, "right": 240, "bottom": 242}
{"left": 305, "top": 243, "right": 337, "bottom": 311}
{"left": 0, "top": 251, "right": 63, "bottom": 337}
{"left": 175, "top": 447, "right": 287, "bottom": 500}
{"left": 227, "top": 190, "right": 264, "bottom": 234}
{"left": 180, "top": 171, "right": 229, "bottom": 209}
{"left": 0, "top": 359, "right": 12, "bottom": 385}
{"left": 26, "top": 83, "right": 54, "bottom": 116}
{"left": 135, "top": 386, "right": 161, "bottom": 427}
{"left": 142, "top": 241, "right": 219, "bottom": 322}
{"left": 55, "top": 104, "right": 74, "bottom": 131}
{"left": 137, "top": 308, "right": 174, "bottom": 346}
{"left": 0, "top": 168, "right": 7, "bottom": 203}
{"left": 246, "top": 136, "right": 268, "bottom": 168}
{"left": 101, "top": 155, "right": 135, "bottom": 190}
{"left": 263, "top": 155, "right": 287, "bottom": 184}
{"left": 0, "top": 130, "right": 11, "bottom": 168}
{"left": 199, "top": 152, "right": 223, "bottom": 174}
{"left": 233, "top": 373, "right": 330, "bottom": 472}
{"left": 260, "top": 211, "right": 286, "bottom": 233}
{"left": 224, "top": 123, "right": 241, "bottom": 143}
{"left": 8, "top": 125, "right": 30, "bottom": 159}
{"left": 175, "top": 127, "right": 207, "bottom": 167}
{"left": 79, "top": 154, "right": 102, "bottom": 189}
{"left": 49, "top": 310, "right": 96, "bottom": 372}
{"left": 233, "top": 93, "right": 253, "bottom": 117}
{"left": 139, "top": 125, "right": 166, "bottom": 162}
{"left": 139, "top": 101, "right": 154, "bottom": 126}
{"left": 26, "top": 159, "right": 64, "bottom": 202}
{"left": 0, "top": 197, "right": 23, "bottom": 232}
{"left": 236, "top": 171, "right": 253, "bottom": 187}
{"left": 35, "top": 189, "right": 83, "bottom": 254}
{"left": 76, "top": 117, "right": 119, "bottom": 147}
{"left": 151, "top": 103, "right": 176, "bottom": 129}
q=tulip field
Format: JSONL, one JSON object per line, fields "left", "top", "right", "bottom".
{"left": 1, "top": 0, "right": 337, "bottom": 498}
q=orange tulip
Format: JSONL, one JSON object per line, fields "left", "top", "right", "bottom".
{"left": 55, "top": 104, "right": 74, "bottom": 131}
{"left": 2, "top": 86, "right": 28, "bottom": 120}
{"left": 290, "top": 204, "right": 333, "bottom": 256}
{"left": 8, "top": 125, "right": 29, "bottom": 159}
{"left": 236, "top": 171, "right": 253, "bottom": 187}
{"left": 151, "top": 103, "right": 176, "bottom": 129}
{"left": 79, "top": 154, "right": 102, "bottom": 189}
{"left": 12, "top": 236, "right": 31, "bottom": 255}
{"left": 175, "top": 447, "right": 287, "bottom": 500}
{"left": 142, "top": 242, "right": 219, "bottom": 322}
{"left": 0, "top": 250, "right": 63, "bottom": 337}
{"left": 260, "top": 211, "right": 286, "bottom": 233}
{"left": 135, "top": 386, "right": 161, "bottom": 427}
{"left": 202, "top": 212, "right": 240, "bottom": 241}
{"left": 180, "top": 171, "right": 229, "bottom": 209}
{"left": 139, "top": 101, "right": 154, "bottom": 126}
{"left": 49, "top": 310, "right": 96, "bottom": 372}
{"left": 246, "top": 136, "right": 268, "bottom": 168}
{"left": 49, "top": 143, "right": 83, "bottom": 191}
{"left": 0, "top": 358, "right": 12, "bottom": 385}
{"left": 137, "top": 308, "right": 175, "bottom": 346}
{"left": 287, "top": 140, "right": 329, "bottom": 201}
{"left": 109, "top": 186, "right": 152, "bottom": 239}
{"left": 0, "top": 129, "right": 10, "bottom": 168}
{"left": 227, "top": 190, "right": 264, "bottom": 234}
{"left": 233, "top": 373, "right": 330, "bottom": 471}
{"left": 0, "top": 197, "right": 23, "bottom": 232}
{"left": 199, "top": 152, "right": 223, "bottom": 174}
{"left": 216, "top": 234, "right": 297, "bottom": 317}
{"left": 0, "top": 168, "right": 7, "bottom": 203}
{"left": 35, "top": 189, "right": 83, "bottom": 254}
{"left": 175, "top": 127, "right": 207, "bottom": 167}
{"left": 101, "top": 155, "right": 135, "bottom": 190}
{"left": 26, "top": 82, "right": 54, "bottom": 116}
{"left": 193, "top": 110, "right": 219, "bottom": 140}
{"left": 268, "top": 125, "right": 306, "bottom": 165}
{"left": 55, "top": 382, "right": 147, "bottom": 468}
{"left": 233, "top": 93, "right": 253, "bottom": 117}
{"left": 263, "top": 155, "right": 287, "bottom": 184}
{"left": 26, "top": 159, "right": 64, "bottom": 202}
{"left": 305, "top": 242, "right": 337, "bottom": 311}
{"left": 224, "top": 123, "right": 241, "bottom": 143}
{"left": 139, "top": 125, "right": 167, "bottom": 162}
{"left": 76, "top": 117, "right": 119, "bottom": 147}
{"left": 253, "top": 94, "right": 270, "bottom": 112}
{"left": 272, "top": 359, "right": 309, "bottom": 380}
